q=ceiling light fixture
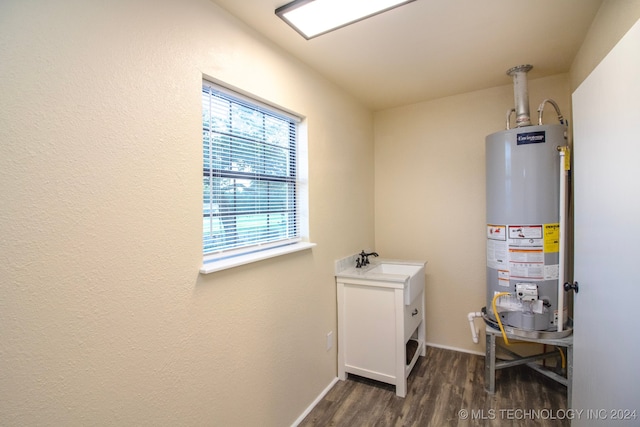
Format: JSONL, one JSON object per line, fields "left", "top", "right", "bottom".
{"left": 275, "top": 0, "right": 416, "bottom": 40}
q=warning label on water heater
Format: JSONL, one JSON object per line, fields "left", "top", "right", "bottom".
{"left": 544, "top": 223, "right": 560, "bottom": 253}
{"left": 486, "top": 225, "right": 507, "bottom": 271}
{"left": 508, "top": 225, "right": 542, "bottom": 242}
{"left": 508, "top": 225, "right": 544, "bottom": 280}
{"left": 487, "top": 224, "right": 559, "bottom": 282}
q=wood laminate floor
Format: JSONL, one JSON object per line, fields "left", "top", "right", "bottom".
{"left": 299, "top": 346, "right": 569, "bottom": 427}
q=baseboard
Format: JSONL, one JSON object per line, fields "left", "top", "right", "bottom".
{"left": 291, "top": 377, "right": 339, "bottom": 427}
{"left": 426, "top": 341, "right": 485, "bottom": 357}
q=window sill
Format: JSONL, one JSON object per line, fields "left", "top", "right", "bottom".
{"left": 200, "top": 242, "right": 316, "bottom": 274}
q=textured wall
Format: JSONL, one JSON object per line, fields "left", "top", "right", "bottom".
{"left": 0, "top": 0, "right": 374, "bottom": 425}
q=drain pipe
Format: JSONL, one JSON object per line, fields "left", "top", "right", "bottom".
{"left": 467, "top": 311, "right": 483, "bottom": 344}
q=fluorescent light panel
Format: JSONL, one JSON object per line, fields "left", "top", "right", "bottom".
{"left": 276, "top": 0, "right": 416, "bottom": 39}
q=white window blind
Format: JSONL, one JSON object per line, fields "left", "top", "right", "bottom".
{"left": 202, "top": 81, "right": 301, "bottom": 262}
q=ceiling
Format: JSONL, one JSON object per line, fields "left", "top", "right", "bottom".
{"left": 211, "top": 0, "right": 603, "bottom": 111}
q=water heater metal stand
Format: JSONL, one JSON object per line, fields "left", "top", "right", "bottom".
{"left": 485, "top": 326, "right": 573, "bottom": 406}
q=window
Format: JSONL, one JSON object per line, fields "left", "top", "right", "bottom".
{"left": 201, "top": 81, "right": 313, "bottom": 273}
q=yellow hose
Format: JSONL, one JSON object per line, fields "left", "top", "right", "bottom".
{"left": 556, "top": 347, "right": 566, "bottom": 369}
{"left": 492, "top": 292, "right": 512, "bottom": 345}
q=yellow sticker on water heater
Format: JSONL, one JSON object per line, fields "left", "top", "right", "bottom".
{"left": 558, "top": 146, "right": 571, "bottom": 171}
{"left": 544, "top": 223, "right": 560, "bottom": 253}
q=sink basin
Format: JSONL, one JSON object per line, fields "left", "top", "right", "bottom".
{"left": 335, "top": 256, "right": 427, "bottom": 305}
{"left": 368, "top": 263, "right": 423, "bottom": 276}
{"left": 366, "top": 261, "right": 425, "bottom": 305}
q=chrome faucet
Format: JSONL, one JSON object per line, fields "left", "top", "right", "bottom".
{"left": 356, "top": 250, "right": 379, "bottom": 268}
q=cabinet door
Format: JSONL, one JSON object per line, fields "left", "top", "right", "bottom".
{"left": 341, "top": 284, "right": 397, "bottom": 376}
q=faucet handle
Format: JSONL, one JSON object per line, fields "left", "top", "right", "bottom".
{"left": 356, "top": 250, "right": 378, "bottom": 268}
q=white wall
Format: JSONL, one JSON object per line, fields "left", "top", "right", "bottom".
{"left": 374, "top": 74, "right": 571, "bottom": 354}
{"left": 0, "top": 0, "right": 374, "bottom": 425}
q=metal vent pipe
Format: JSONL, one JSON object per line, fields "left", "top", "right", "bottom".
{"left": 507, "top": 64, "right": 533, "bottom": 127}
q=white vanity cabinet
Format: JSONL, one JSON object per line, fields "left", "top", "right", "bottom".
{"left": 335, "top": 260, "right": 426, "bottom": 397}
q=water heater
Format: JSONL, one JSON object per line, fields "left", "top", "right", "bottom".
{"left": 485, "top": 65, "right": 569, "bottom": 332}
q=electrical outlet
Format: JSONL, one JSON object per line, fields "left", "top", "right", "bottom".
{"left": 326, "top": 331, "right": 333, "bottom": 351}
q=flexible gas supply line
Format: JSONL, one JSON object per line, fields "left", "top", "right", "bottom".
{"left": 557, "top": 347, "right": 566, "bottom": 369}
{"left": 492, "top": 292, "right": 512, "bottom": 345}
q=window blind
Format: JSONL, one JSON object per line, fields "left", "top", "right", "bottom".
{"left": 202, "top": 82, "right": 300, "bottom": 259}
